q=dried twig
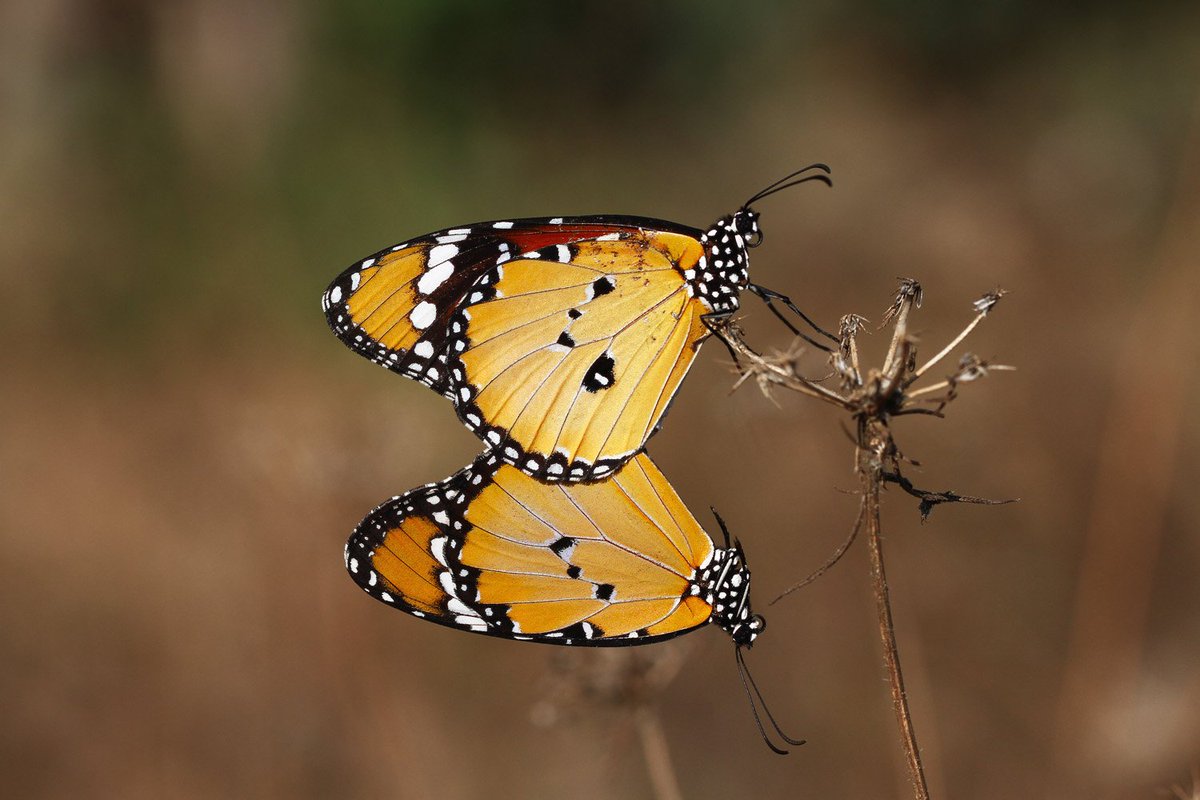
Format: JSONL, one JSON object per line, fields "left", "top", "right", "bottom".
{"left": 534, "top": 646, "right": 689, "bottom": 800}
{"left": 882, "top": 470, "right": 1017, "bottom": 521}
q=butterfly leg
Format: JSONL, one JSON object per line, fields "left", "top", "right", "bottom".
{"left": 701, "top": 311, "right": 756, "bottom": 368}
{"left": 747, "top": 284, "right": 837, "bottom": 351}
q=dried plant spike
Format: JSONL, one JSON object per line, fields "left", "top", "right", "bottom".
{"left": 837, "top": 313, "right": 869, "bottom": 388}
{"left": 882, "top": 279, "right": 922, "bottom": 378}
{"left": 881, "top": 278, "right": 923, "bottom": 326}
{"left": 973, "top": 288, "right": 1007, "bottom": 315}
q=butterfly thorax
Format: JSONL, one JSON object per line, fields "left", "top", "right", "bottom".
{"left": 689, "top": 209, "right": 760, "bottom": 314}
{"left": 697, "top": 545, "right": 762, "bottom": 646}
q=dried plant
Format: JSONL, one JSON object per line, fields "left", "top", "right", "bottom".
{"left": 1160, "top": 766, "right": 1200, "bottom": 800}
{"left": 532, "top": 643, "right": 692, "bottom": 800}
{"left": 718, "top": 278, "right": 1015, "bottom": 800}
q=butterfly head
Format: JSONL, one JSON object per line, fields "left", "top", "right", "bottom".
{"left": 733, "top": 207, "right": 763, "bottom": 248}
{"left": 691, "top": 165, "right": 831, "bottom": 314}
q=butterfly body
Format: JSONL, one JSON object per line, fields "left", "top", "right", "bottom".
{"left": 344, "top": 451, "right": 762, "bottom": 647}
{"left": 323, "top": 210, "right": 763, "bottom": 482}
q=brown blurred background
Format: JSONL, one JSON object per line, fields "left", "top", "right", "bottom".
{"left": 3, "top": 2, "right": 1199, "bottom": 798}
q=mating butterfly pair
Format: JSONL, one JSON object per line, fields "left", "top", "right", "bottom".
{"left": 325, "top": 168, "right": 830, "bottom": 749}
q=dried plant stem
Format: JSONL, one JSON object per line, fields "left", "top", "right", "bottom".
{"left": 910, "top": 313, "right": 984, "bottom": 380}
{"left": 635, "top": 707, "right": 683, "bottom": 800}
{"left": 862, "top": 425, "right": 930, "bottom": 800}
{"left": 904, "top": 365, "right": 1016, "bottom": 400}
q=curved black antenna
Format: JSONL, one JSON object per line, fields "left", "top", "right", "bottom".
{"left": 738, "top": 647, "right": 806, "bottom": 747}
{"left": 743, "top": 164, "right": 832, "bottom": 209}
{"left": 735, "top": 647, "right": 789, "bottom": 755}
{"left": 735, "top": 647, "right": 806, "bottom": 754}
{"left": 744, "top": 164, "right": 831, "bottom": 205}
{"left": 710, "top": 506, "right": 733, "bottom": 549}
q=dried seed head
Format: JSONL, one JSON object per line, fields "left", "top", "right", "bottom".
{"left": 973, "top": 288, "right": 1007, "bottom": 315}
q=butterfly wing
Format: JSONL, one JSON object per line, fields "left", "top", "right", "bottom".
{"left": 345, "top": 452, "right": 717, "bottom": 645}
{"left": 323, "top": 225, "right": 518, "bottom": 398}
{"left": 324, "top": 217, "right": 710, "bottom": 480}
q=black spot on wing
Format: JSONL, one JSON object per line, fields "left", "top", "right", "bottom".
{"left": 556, "top": 331, "right": 575, "bottom": 348}
{"left": 582, "top": 353, "right": 616, "bottom": 392}
{"left": 592, "top": 277, "right": 615, "bottom": 297}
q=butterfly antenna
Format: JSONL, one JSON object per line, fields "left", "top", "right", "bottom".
{"left": 738, "top": 646, "right": 806, "bottom": 747}
{"left": 735, "top": 647, "right": 805, "bottom": 754}
{"left": 710, "top": 506, "right": 733, "bottom": 549}
{"left": 743, "top": 164, "right": 832, "bottom": 209}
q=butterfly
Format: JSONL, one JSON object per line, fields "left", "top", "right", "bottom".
{"left": 344, "top": 450, "right": 804, "bottom": 752}
{"left": 345, "top": 450, "right": 762, "bottom": 647}
{"left": 323, "top": 166, "right": 832, "bottom": 483}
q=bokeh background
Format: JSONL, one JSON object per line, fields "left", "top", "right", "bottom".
{"left": 3, "top": 2, "right": 1199, "bottom": 798}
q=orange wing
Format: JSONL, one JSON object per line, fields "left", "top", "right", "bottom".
{"left": 324, "top": 217, "right": 719, "bottom": 482}
{"left": 345, "top": 452, "right": 727, "bottom": 645}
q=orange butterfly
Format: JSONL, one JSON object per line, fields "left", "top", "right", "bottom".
{"left": 323, "top": 166, "right": 832, "bottom": 482}
{"left": 346, "top": 451, "right": 763, "bottom": 646}
{"left": 345, "top": 450, "right": 804, "bottom": 752}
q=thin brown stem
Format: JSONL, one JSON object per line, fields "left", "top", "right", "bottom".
{"left": 864, "top": 465, "right": 930, "bottom": 800}
{"left": 771, "top": 494, "right": 867, "bottom": 604}
{"left": 904, "top": 365, "right": 1016, "bottom": 400}
{"left": 721, "top": 323, "right": 856, "bottom": 410}
{"left": 911, "top": 313, "right": 985, "bottom": 380}
{"left": 635, "top": 707, "right": 684, "bottom": 800}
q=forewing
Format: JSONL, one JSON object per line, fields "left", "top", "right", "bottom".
{"left": 323, "top": 216, "right": 702, "bottom": 411}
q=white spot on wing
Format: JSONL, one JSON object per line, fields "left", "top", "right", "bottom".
{"left": 413, "top": 340, "right": 434, "bottom": 359}
{"left": 447, "top": 597, "right": 478, "bottom": 617}
{"left": 428, "top": 243, "right": 458, "bottom": 265}
{"left": 417, "top": 260, "right": 454, "bottom": 295}
{"left": 431, "top": 536, "right": 449, "bottom": 566}
{"left": 410, "top": 301, "right": 437, "bottom": 329}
